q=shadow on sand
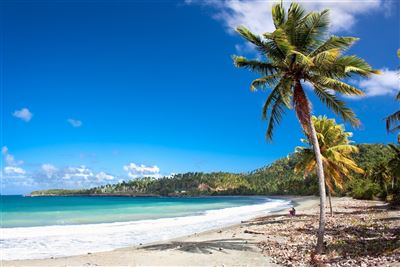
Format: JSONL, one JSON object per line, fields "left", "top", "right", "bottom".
{"left": 139, "top": 238, "right": 255, "bottom": 254}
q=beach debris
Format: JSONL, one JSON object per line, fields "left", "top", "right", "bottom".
{"left": 255, "top": 198, "right": 399, "bottom": 266}
{"left": 244, "top": 229, "right": 264, "bottom": 235}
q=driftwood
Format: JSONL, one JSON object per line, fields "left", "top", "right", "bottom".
{"left": 244, "top": 229, "right": 265, "bottom": 235}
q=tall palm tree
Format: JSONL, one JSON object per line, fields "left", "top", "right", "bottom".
{"left": 233, "top": 2, "right": 378, "bottom": 253}
{"left": 295, "top": 116, "right": 363, "bottom": 216}
{"left": 385, "top": 49, "right": 400, "bottom": 142}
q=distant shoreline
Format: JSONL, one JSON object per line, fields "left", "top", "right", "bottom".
{"left": 26, "top": 193, "right": 160, "bottom": 197}
{"left": 26, "top": 192, "right": 300, "bottom": 198}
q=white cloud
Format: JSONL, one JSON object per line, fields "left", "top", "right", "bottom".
{"left": 41, "top": 164, "right": 58, "bottom": 178}
{"left": 95, "top": 172, "right": 115, "bottom": 181}
{"left": 358, "top": 68, "right": 399, "bottom": 97}
{"left": 1, "top": 147, "right": 27, "bottom": 180}
{"left": 1, "top": 146, "right": 23, "bottom": 166}
{"left": 25, "top": 165, "right": 117, "bottom": 189}
{"left": 67, "top": 119, "right": 82, "bottom": 128}
{"left": 4, "top": 166, "right": 26, "bottom": 175}
{"left": 63, "top": 165, "right": 93, "bottom": 180}
{"left": 123, "top": 163, "right": 161, "bottom": 179}
{"left": 13, "top": 108, "right": 33, "bottom": 122}
{"left": 187, "top": 0, "right": 384, "bottom": 35}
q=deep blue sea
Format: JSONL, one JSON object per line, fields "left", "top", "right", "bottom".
{"left": 0, "top": 195, "right": 291, "bottom": 260}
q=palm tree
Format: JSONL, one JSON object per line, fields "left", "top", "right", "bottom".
{"left": 233, "top": 2, "right": 378, "bottom": 253}
{"left": 295, "top": 116, "right": 363, "bottom": 216}
{"left": 385, "top": 49, "right": 400, "bottom": 142}
{"left": 387, "top": 144, "right": 400, "bottom": 195}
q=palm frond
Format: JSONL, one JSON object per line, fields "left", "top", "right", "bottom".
{"left": 233, "top": 56, "right": 277, "bottom": 75}
{"left": 310, "top": 36, "right": 358, "bottom": 57}
{"left": 262, "top": 89, "right": 286, "bottom": 141}
{"left": 312, "top": 85, "right": 360, "bottom": 127}
{"left": 236, "top": 26, "right": 288, "bottom": 62}
{"left": 272, "top": 2, "right": 286, "bottom": 28}
{"left": 287, "top": 50, "right": 314, "bottom": 67}
{"left": 250, "top": 74, "right": 280, "bottom": 91}
{"left": 336, "top": 56, "right": 381, "bottom": 77}
{"left": 300, "top": 9, "right": 329, "bottom": 49}
{"left": 312, "top": 48, "right": 340, "bottom": 66}
{"left": 311, "top": 76, "right": 365, "bottom": 96}
{"left": 263, "top": 28, "right": 294, "bottom": 59}
{"left": 386, "top": 111, "right": 400, "bottom": 133}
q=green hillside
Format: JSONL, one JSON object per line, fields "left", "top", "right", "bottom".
{"left": 31, "top": 144, "right": 399, "bottom": 203}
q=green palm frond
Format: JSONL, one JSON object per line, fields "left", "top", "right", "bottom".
{"left": 266, "top": 97, "right": 286, "bottom": 142}
{"left": 386, "top": 111, "right": 400, "bottom": 133}
{"left": 250, "top": 74, "right": 280, "bottom": 91}
{"left": 300, "top": 9, "right": 329, "bottom": 49}
{"left": 272, "top": 2, "right": 286, "bottom": 28}
{"left": 262, "top": 88, "right": 286, "bottom": 141}
{"left": 310, "top": 36, "right": 359, "bottom": 57}
{"left": 311, "top": 76, "right": 365, "bottom": 96}
{"left": 233, "top": 56, "right": 277, "bottom": 75}
{"left": 336, "top": 56, "right": 381, "bottom": 77}
{"left": 287, "top": 50, "right": 314, "bottom": 67}
{"left": 263, "top": 28, "right": 294, "bottom": 59}
{"left": 235, "top": 26, "right": 265, "bottom": 49}
{"left": 312, "top": 85, "right": 360, "bottom": 127}
{"left": 236, "top": 26, "right": 287, "bottom": 62}
{"left": 311, "top": 48, "right": 341, "bottom": 66}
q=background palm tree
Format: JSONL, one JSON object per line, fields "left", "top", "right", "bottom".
{"left": 387, "top": 144, "right": 400, "bottom": 204}
{"left": 295, "top": 116, "right": 363, "bottom": 216}
{"left": 233, "top": 2, "right": 378, "bottom": 253}
{"left": 385, "top": 49, "right": 400, "bottom": 142}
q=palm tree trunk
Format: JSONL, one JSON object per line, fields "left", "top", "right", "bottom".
{"left": 309, "top": 120, "right": 327, "bottom": 254}
{"left": 293, "top": 81, "right": 326, "bottom": 254}
{"left": 327, "top": 188, "right": 333, "bottom": 216}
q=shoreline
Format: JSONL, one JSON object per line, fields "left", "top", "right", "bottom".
{"left": 2, "top": 195, "right": 319, "bottom": 266}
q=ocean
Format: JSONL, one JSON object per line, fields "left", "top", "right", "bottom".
{"left": 0, "top": 195, "right": 291, "bottom": 260}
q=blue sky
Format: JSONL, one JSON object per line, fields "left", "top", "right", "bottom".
{"left": 1, "top": 0, "right": 399, "bottom": 194}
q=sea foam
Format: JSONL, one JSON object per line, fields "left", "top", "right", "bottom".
{"left": 1, "top": 198, "right": 291, "bottom": 260}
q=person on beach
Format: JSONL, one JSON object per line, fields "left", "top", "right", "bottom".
{"left": 289, "top": 207, "right": 296, "bottom": 216}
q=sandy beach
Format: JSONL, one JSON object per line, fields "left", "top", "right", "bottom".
{"left": 3, "top": 196, "right": 399, "bottom": 267}
{"left": 2, "top": 196, "right": 317, "bottom": 266}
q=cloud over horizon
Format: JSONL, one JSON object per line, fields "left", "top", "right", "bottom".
{"left": 1, "top": 146, "right": 26, "bottom": 178}
{"left": 123, "top": 163, "right": 161, "bottom": 179}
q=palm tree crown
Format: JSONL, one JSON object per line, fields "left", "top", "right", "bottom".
{"left": 233, "top": 2, "right": 379, "bottom": 140}
{"left": 295, "top": 116, "right": 363, "bottom": 193}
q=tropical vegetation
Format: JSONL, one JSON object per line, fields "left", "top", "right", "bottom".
{"left": 232, "top": 2, "right": 378, "bottom": 252}
{"left": 31, "top": 144, "right": 399, "bottom": 206}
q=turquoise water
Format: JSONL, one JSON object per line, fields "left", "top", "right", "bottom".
{"left": 1, "top": 195, "right": 269, "bottom": 228}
